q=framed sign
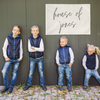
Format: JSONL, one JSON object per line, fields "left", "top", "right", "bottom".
{"left": 46, "top": 4, "right": 90, "bottom": 35}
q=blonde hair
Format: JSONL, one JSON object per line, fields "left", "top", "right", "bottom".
{"left": 31, "top": 25, "right": 39, "bottom": 31}
{"left": 60, "top": 36, "right": 68, "bottom": 42}
{"left": 87, "top": 44, "right": 100, "bottom": 55}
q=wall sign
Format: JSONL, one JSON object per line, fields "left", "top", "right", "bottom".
{"left": 46, "top": 4, "right": 90, "bottom": 35}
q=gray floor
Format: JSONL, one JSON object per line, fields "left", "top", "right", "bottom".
{"left": 0, "top": 85, "right": 100, "bottom": 100}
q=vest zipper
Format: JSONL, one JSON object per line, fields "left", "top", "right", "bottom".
{"left": 63, "top": 47, "right": 66, "bottom": 63}
{"left": 35, "top": 39, "right": 37, "bottom": 58}
{"left": 13, "top": 38, "right": 15, "bottom": 59}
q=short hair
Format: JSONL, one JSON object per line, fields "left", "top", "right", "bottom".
{"left": 13, "top": 25, "right": 21, "bottom": 32}
{"left": 31, "top": 25, "right": 39, "bottom": 31}
{"left": 60, "top": 36, "right": 68, "bottom": 42}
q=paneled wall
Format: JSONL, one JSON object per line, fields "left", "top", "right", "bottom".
{"left": 0, "top": 0, "right": 100, "bottom": 85}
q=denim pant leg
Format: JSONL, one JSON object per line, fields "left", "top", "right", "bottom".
{"left": 92, "top": 70, "right": 100, "bottom": 83}
{"left": 84, "top": 69, "right": 92, "bottom": 86}
{"left": 10, "top": 60, "right": 20, "bottom": 87}
{"left": 27, "top": 58, "right": 36, "bottom": 86}
{"left": 65, "top": 65, "right": 72, "bottom": 86}
{"left": 2, "top": 61, "right": 11, "bottom": 87}
{"left": 58, "top": 65, "right": 64, "bottom": 86}
{"left": 37, "top": 58, "right": 45, "bottom": 86}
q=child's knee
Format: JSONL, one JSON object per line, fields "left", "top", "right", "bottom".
{"left": 66, "top": 75, "right": 72, "bottom": 80}
{"left": 85, "top": 74, "right": 90, "bottom": 79}
{"left": 2, "top": 69, "right": 6, "bottom": 76}
{"left": 40, "top": 71, "right": 43, "bottom": 77}
{"left": 12, "top": 72, "right": 16, "bottom": 79}
{"left": 29, "top": 71, "right": 33, "bottom": 77}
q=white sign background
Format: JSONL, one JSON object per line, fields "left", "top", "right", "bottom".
{"left": 46, "top": 4, "right": 90, "bottom": 35}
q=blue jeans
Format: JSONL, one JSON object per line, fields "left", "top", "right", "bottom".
{"left": 2, "top": 59, "right": 20, "bottom": 87}
{"left": 27, "top": 57, "right": 45, "bottom": 86}
{"left": 84, "top": 69, "right": 100, "bottom": 86}
{"left": 58, "top": 64, "right": 72, "bottom": 86}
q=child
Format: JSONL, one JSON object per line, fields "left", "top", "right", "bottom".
{"left": 1, "top": 25, "right": 23, "bottom": 93}
{"left": 24, "top": 25, "right": 47, "bottom": 91}
{"left": 56, "top": 36, "right": 74, "bottom": 91}
{"left": 83, "top": 44, "right": 100, "bottom": 90}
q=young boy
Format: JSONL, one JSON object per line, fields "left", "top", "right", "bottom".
{"left": 56, "top": 36, "right": 74, "bottom": 91}
{"left": 1, "top": 25, "right": 23, "bottom": 93}
{"left": 24, "top": 25, "right": 46, "bottom": 91}
{"left": 83, "top": 44, "right": 100, "bottom": 90}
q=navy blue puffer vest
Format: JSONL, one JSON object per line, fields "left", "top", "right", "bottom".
{"left": 86, "top": 53, "right": 96, "bottom": 70}
{"left": 7, "top": 34, "right": 21, "bottom": 59}
{"left": 29, "top": 35, "right": 43, "bottom": 58}
{"left": 58, "top": 44, "right": 70, "bottom": 64}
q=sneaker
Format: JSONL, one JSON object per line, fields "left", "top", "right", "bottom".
{"left": 0, "top": 86, "right": 9, "bottom": 93}
{"left": 7, "top": 87, "right": 13, "bottom": 93}
{"left": 24, "top": 85, "right": 31, "bottom": 91}
{"left": 59, "top": 85, "right": 64, "bottom": 91}
{"left": 83, "top": 86, "right": 87, "bottom": 90}
{"left": 68, "top": 85, "right": 72, "bottom": 91}
{"left": 41, "top": 85, "right": 47, "bottom": 91}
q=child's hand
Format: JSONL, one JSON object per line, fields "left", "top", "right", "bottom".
{"left": 95, "top": 68, "right": 97, "bottom": 70}
{"left": 31, "top": 46, "right": 35, "bottom": 50}
{"left": 68, "top": 63, "right": 72, "bottom": 67}
{"left": 58, "top": 63, "right": 61, "bottom": 66}
{"left": 18, "top": 59, "right": 21, "bottom": 61}
{"left": 5, "top": 57, "right": 10, "bottom": 61}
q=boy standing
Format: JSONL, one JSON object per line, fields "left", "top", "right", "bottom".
{"left": 1, "top": 25, "right": 23, "bottom": 93}
{"left": 56, "top": 36, "right": 74, "bottom": 91}
{"left": 24, "top": 25, "right": 46, "bottom": 91}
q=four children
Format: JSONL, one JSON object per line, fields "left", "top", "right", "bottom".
{"left": 0, "top": 25, "right": 100, "bottom": 93}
